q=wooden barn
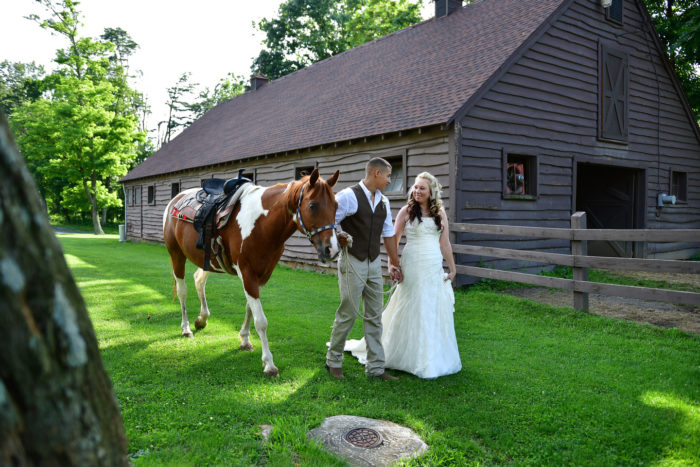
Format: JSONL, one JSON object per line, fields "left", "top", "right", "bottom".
{"left": 121, "top": 0, "right": 700, "bottom": 278}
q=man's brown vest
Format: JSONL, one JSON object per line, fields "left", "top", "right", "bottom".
{"left": 340, "top": 184, "right": 386, "bottom": 261}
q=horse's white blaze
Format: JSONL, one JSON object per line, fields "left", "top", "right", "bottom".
{"left": 328, "top": 230, "right": 340, "bottom": 259}
{"left": 237, "top": 185, "right": 269, "bottom": 244}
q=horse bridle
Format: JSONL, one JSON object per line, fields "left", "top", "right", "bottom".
{"left": 294, "top": 182, "right": 335, "bottom": 241}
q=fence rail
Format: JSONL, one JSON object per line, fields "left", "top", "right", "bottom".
{"left": 451, "top": 212, "right": 700, "bottom": 310}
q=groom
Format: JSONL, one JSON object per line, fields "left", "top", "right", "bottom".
{"left": 325, "top": 157, "right": 402, "bottom": 380}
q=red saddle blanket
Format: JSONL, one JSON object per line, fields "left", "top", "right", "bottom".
{"left": 170, "top": 185, "right": 253, "bottom": 230}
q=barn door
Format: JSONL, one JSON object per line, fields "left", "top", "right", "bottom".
{"left": 576, "top": 164, "right": 643, "bottom": 257}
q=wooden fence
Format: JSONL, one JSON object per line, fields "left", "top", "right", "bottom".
{"left": 451, "top": 212, "right": 700, "bottom": 311}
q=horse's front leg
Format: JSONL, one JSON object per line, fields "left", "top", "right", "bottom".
{"left": 193, "top": 268, "right": 211, "bottom": 330}
{"left": 239, "top": 302, "right": 254, "bottom": 351}
{"left": 244, "top": 291, "right": 278, "bottom": 377}
{"left": 174, "top": 273, "right": 193, "bottom": 338}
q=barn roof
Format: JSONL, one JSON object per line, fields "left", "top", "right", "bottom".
{"left": 122, "top": 0, "right": 567, "bottom": 182}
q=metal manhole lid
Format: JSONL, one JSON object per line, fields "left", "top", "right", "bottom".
{"left": 344, "top": 427, "right": 383, "bottom": 448}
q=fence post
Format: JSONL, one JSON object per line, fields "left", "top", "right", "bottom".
{"left": 571, "top": 211, "right": 589, "bottom": 312}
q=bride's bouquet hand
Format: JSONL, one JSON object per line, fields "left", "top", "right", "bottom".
{"left": 444, "top": 271, "right": 456, "bottom": 282}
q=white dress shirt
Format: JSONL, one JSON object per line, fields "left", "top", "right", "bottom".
{"left": 335, "top": 180, "right": 395, "bottom": 237}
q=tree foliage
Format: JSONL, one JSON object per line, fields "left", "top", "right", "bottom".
{"left": 158, "top": 72, "right": 247, "bottom": 146}
{"left": 11, "top": 0, "right": 145, "bottom": 233}
{"left": 643, "top": 0, "right": 700, "bottom": 120}
{"left": 0, "top": 61, "right": 45, "bottom": 117}
{"left": 252, "top": 0, "right": 424, "bottom": 80}
{"left": 189, "top": 72, "right": 247, "bottom": 120}
{"left": 158, "top": 72, "right": 198, "bottom": 147}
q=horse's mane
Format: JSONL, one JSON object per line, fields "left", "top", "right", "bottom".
{"left": 281, "top": 174, "right": 334, "bottom": 208}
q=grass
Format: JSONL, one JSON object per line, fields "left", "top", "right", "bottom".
{"left": 58, "top": 233, "right": 700, "bottom": 466}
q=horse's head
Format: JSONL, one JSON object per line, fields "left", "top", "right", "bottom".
{"left": 293, "top": 168, "right": 340, "bottom": 263}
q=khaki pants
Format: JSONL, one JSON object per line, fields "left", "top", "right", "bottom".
{"left": 326, "top": 253, "right": 385, "bottom": 376}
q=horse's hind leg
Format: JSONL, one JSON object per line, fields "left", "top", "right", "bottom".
{"left": 239, "top": 302, "right": 254, "bottom": 351}
{"left": 174, "top": 272, "right": 193, "bottom": 338}
{"left": 193, "top": 268, "right": 211, "bottom": 330}
{"left": 168, "top": 247, "right": 193, "bottom": 338}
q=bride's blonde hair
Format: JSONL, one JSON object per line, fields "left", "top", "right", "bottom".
{"left": 407, "top": 172, "right": 443, "bottom": 230}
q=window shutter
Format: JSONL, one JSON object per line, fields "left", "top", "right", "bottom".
{"left": 600, "top": 45, "right": 629, "bottom": 141}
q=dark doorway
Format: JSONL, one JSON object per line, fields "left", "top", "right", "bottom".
{"left": 576, "top": 163, "right": 645, "bottom": 257}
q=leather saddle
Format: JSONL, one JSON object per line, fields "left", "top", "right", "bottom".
{"left": 193, "top": 169, "right": 252, "bottom": 271}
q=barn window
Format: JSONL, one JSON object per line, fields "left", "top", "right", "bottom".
{"left": 171, "top": 182, "right": 180, "bottom": 198}
{"left": 147, "top": 185, "right": 156, "bottom": 205}
{"left": 295, "top": 166, "right": 315, "bottom": 180}
{"left": 134, "top": 186, "right": 141, "bottom": 205}
{"left": 606, "top": 0, "right": 623, "bottom": 24}
{"left": 241, "top": 169, "right": 256, "bottom": 183}
{"left": 671, "top": 171, "right": 687, "bottom": 202}
{"left": 384, "top": 157, "right": 405, "bottom": 195}
{"left": 503, "top": 151, "right": 538, "bottom": 199}
{"left": 125, "top": 188, "right": 132, "bottom": 206}
{"left": 599, "top": 43, "right": 629, "bottom": 142}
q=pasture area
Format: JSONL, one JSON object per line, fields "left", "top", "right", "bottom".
{"left": 58, "top": 233, "right": 700, "bottom": 466}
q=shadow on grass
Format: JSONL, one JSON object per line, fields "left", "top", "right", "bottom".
{"left": 59, "top": 234, "right": 700, "bottom": 465}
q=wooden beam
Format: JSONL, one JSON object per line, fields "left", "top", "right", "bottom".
{"left": 571, "top": 212, "right": 588, "bottom": 312}
{"left": 456, "top": 265, "right": 574, "bottom": 289}
{"left": 452, "top": 223, "right": 700, "bottom": 243}
{"left": 451, "top": 222, "right": 572, "bottom": 239}
{"left": 574, "top": 281, "right": 700, "bottom": 306}
{"left": 453, "top": 244, "right": 573, "bottom": 266}
{"left": 572, "top": 229, "right": 700, "bottom": 242}
{"left": 453, "top": 244, "right": 700, "bottom": 275}
{"left": 456, "top": 266, "right": 700, "bottom": 305}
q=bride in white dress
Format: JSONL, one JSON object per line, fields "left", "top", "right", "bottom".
{"left": 345, "top": 172, "right": 461, "bottom": 379}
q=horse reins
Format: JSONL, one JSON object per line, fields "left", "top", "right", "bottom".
{"left": 294, "top": 182, "right": 335, "bottom": 241}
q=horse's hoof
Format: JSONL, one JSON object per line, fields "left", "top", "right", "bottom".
{"left": 240, "top": 343, "right": 254, "bottom": 351}
{"left": 194, "top": 317, "right": 207, "bottom": 330}
{"left": 264, "top": 367, "right": 279, "bottom": 378}
{"left": 182, "top": 331, "right": 194, "bottom": 338}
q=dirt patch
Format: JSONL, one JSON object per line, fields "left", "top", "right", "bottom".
{"left": 500, "top": 271, "right": 700, "bottom": 335}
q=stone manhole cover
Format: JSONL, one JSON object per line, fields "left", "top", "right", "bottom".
{"left": 345, "top": 427, "right": 383, "bottom": 448}
{"left": 308, "top": 415, "right": 428, "bottom": 467}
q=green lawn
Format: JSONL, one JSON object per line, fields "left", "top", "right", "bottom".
{"left": 58, "top": 233, "right": 700, "bottom": 466}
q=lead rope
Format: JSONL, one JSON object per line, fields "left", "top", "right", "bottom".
{"left": 340, "top": 244, "right": 398, "bottom": 321}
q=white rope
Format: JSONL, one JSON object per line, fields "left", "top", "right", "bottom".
{"left": 340, "top": 245, "right": 398, "bottom": 321}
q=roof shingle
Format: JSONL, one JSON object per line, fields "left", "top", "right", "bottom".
{"left": 122, "top": 0, "right": 565, "bottom": 182}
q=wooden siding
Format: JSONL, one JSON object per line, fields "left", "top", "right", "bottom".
{"left": 123, "top": 128, "right": 451, "bottom": 272}
{"left": 457, "top": 0, "right": 700, "bottom": 273}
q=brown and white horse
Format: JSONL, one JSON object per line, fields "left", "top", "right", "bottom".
{"left": 163, "top": 169, "right": 340, "bottom": 376}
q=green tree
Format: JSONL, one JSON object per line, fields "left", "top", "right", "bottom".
{"left": 13, "top": 0, "right": 145, "bottom": 233}
{"left": 159, "top": 72, "right": 198, "bottom": 147}
{"left": 643, "top": 0, "right": 700, "bottom": 120}
{"left": 0, "top": 61, "right": 46, "bottom": 117}
{"left": 252, "top": 0, "right": 424, "bottom": 80}
{"left": 11, "top": 76, "right": 143, "bottom": 234}
{"left": 188, "top": 72, "right": 247, "bottom": 120}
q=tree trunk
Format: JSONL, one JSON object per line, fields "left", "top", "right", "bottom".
{"left": 0, "top": 113, "right": 128, "bottom": 465}
{"left": 83, "top": 176, "right": 105, "bottom": 235}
